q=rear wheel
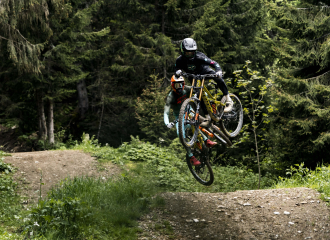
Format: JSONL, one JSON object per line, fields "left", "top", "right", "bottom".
{"left": 219, "top": 93, "right": 243, "bottom": 138}
{"left": 186, "top": 143, "right": 214, "bottom": 186}
{"left": 179, "top": 98, "right": 200, "bottom": 148}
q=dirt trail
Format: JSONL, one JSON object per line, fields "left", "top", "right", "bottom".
{"left": 3, "top": 150, "right": 330, "bottom": 239}
{"left": 138, "top": 189, "right": 330, "bottom": 240}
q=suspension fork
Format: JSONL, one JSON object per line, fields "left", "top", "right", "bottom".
{"left": 189, "top": 78, "right": 195, "bottom": 98}
{"left": 199, "top": 78, "right": 205, "bottom": 101}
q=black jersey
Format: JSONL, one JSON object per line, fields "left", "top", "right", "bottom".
{"left": 175, "top": 51, "right": 222, "bottom": 74}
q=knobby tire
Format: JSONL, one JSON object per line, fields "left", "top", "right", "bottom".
{"left": 219, "top": 93, "right": 243, "bottom": 138}
{"left": 186, "top": 143, "right": 214, "bottom": 186}
{"left": 178, "top": 98, "right": 199, "bottom": 148}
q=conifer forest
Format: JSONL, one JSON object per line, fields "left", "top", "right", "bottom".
{"left": 0, "top": 0, "right": 330, "bottom": 173}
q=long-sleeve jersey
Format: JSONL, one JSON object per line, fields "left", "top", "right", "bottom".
{"left": 175, "top": 51, "right": 222, "bottom": 74}
{"left": 164, "top": 86, "right": 192, "bottom": 125}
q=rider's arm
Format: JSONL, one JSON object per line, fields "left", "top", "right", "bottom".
{"left": 164, "top": 93, "right": 173, "bottom": 125}
{"left": 198, "top": 53, "right": 222, "bottom": 72}
{"left": 174, "top": 56, "right": 184, "bottom": 72}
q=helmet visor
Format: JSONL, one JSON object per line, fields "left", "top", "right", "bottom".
{"left": 184, "top": 51, "right": 195, "bottom": 58}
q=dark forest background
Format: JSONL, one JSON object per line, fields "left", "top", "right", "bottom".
{"left": 0, "top": 0, "right": 330, "bottom": 173}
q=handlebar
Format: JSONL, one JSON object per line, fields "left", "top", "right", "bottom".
{"left": 181, "top": 73, "right": 218, "bottom": 79}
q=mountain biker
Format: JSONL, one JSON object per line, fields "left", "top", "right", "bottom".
{"left": 175, "top": 38, "right": 233, "bottom": 127}
{"left": 164, "top": 75, "right": 217, "bottom": 166}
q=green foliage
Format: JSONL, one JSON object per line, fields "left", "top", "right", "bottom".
{"left": 253, "top": 0, "right": 330, "bottom": 170}
{"left": 71, "top": 134, "right": 275, "bottom": 192}
{"left": 276, "top": 163, "right": 330, "bottom": 200}
{"left": 193, "top": 0, "right": 272, "bottom": 75}
{"left": 23, "top": 176, "right": 159, "bottom": 239}
{"left": 0, "top": 0, "right": 51, "bottom": 73}
{"left": 135, "top": 76, "right": 176, "bottom": 145}
{"left": 0, "top": 155, "right": 12, "bottom": 174}
{"left": 24, "top": 197, "right": 92, "bottom": 239}
{"left": 234, "top": 61, "right": 275, "bottom": 187}
{"left": 0, "top": 158, "right": 21, "bottom": 228}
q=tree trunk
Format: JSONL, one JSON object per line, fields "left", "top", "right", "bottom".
{"left": 162, "top": 6, "right": 165, "bottom": 34}
{"left": 97, "top": 100, "right": 104, "bottom": 140}
{"left": 162, "top": 7, "right": 167, "bottom": 85}
{"left": 37, "top": 90, "right": 47, "bottom": 140}
{"left": 48, "top": 99, "right": 55, "bottom": 145}
{"left": 253, "top": 128, "right": 261, "bottom": 189}
{"left": 77, "top": 79, "right": 89, "bottom": 119}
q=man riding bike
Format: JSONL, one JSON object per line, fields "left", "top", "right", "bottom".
{"left": 164, "top": 75, "right": 217, "bottom": 166}
{"left": 175, "top": 38, "right": 233, "bottom": 127}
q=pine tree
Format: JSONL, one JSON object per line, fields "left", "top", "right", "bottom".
{"left": 0, "top": 0, "right": 52, "bottom": 73}
{"left": 193, "top": 0, "right": 271, "bottom": 75}
{"left": 268, "top": 0, "right": 330, "bottom": 168}
{"left": 135, "top": 75, "right": 176, "bottom": 144}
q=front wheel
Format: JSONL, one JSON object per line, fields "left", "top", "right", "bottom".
{"left": 219, "top": 93, "right": 243, "bottom": 138}
{"left": 186, "top": 143, "right": 214, "bottom": 186}
{"left": 179, "top": 98, "right": 200, "bottom": 148}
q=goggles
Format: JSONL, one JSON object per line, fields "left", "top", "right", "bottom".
{"left": 173, "top": 82, "right": 184, "bottom": 89}
{"left": 184, "top": 51, "right": 195, "bottom": 58}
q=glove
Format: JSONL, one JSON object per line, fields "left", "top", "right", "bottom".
{"left": 166, "top": 122, "right": 175, "bottom": 129}
{"left": 175, "top": 69, "right": 182, "bottom": 77}
{"left": 216, "top": 70, "right": 222, "bottom": 78}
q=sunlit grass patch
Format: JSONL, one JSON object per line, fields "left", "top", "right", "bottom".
{"left": 0, "top": 231, "right": 23, "bottom": 240}
{"left": 276, "top": 163, "right": 330, "bottom": 200}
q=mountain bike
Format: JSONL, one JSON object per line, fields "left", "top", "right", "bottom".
{"left": 178, "top": 73, "right": 243, "bottom": 149}
{"left": 177, "top": 73, "right": 243, "bottom": 185}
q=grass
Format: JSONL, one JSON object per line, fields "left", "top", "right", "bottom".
{"left": 0, "top": 152, "right": 25, "bottom": 238}
{"left": 275, "top": 163, "right": 330, "bottom": 200}
{"left": 66, "top": 134, "right": 276, "bottom": 192}
{"left": 23, "top": 175, "right": 162, "bottom": 239}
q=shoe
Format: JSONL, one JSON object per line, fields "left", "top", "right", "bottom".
{"left": 200, "top": 115, "right": 211, "bottom": 128}
{"left": 190, "top": 156, "right": 201, "bottom": 166}
{"left": 224, "top": 98, "right": 234, "bottom": 113}
{"left": 205, "top": 139, "right": 217, "bottom": 148}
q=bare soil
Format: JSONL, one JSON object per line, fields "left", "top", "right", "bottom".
{"left": 2, "top": 148, "right": 330, "bottom": 239}
{"left": 138, "top": 189, "right": 330, "bottom": 240}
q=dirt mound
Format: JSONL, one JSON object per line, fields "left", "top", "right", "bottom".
{"left": 3, "top": 150, "right": 121, "bottom": 203}
{"left": 138, "top": 188, "right": 330, "bottom": 240}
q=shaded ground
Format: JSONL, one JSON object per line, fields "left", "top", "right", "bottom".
{"left": 3, "top": 150, "right": 121, "bottom": 203}
{"left": 138, "top": 188, "right": 330, "bottom": 240}
{"left": 0, "top": 125, "right": 31, "bottom": 152}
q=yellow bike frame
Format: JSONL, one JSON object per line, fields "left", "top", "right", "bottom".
{"left": 189, "top": 78, "right": 225, "bottom": 122}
